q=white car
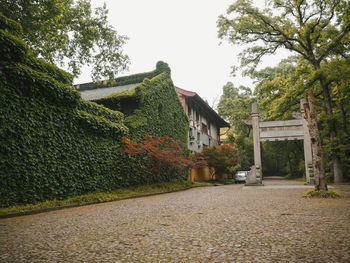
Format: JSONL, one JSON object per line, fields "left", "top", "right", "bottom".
{"left": 235, "top": 171, "right": 248, "bottom": 183}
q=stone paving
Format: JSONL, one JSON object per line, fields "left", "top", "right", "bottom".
{"left": 0, "top": 179, "right": 349, "bottom": 262}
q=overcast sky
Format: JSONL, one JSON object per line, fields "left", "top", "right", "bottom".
{"left": 74, "top": 0, "right": 290, "bottom": 107}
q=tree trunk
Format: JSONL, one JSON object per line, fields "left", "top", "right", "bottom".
{"left": 319, "top": 79, "right": 343, "bottom": 183}
{"left": 209, "top": 167, "right": 216, "bottom": 181}
{"left": 303, "top": 89, "right": 327, "bottom": 191}
{"left": 341, "top": 104, "right": 348, "bottom": 136}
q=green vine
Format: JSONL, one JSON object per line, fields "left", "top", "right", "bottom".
{"left": 0, "top": 15, "right": 189, "bottom": 207}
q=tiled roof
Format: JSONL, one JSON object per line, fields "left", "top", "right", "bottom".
{"left": 77, "top": 83, "right": 140, "bottom": 101}
{"left": 175, "top": 87, "right": 196, "bottom": 97}
{"left": 176, "top": 87, "right": 229, "bottom": 128}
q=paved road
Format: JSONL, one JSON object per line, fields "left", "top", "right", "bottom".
{"left": 1, "top": 179, "right": 349, "bottom": 262}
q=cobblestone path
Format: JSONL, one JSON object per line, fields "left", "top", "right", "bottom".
{"left": 1, "top": 179, "right": 349, "bottom": 262}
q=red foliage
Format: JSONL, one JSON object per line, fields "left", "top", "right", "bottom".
{"left": 120, "top": 134, "right": 199, "bottom": 171}
{"left": 199, "top": 144, "right": 240, "bottom": 179}
{"left": 120, "top": 135, "right": 238, "bottom": 180}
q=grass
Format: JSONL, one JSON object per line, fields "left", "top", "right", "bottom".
{"left": 212, "top": 178, "right": 236, "bottom": 185}
{"left": 0, "top": 181, "right": 212, "bottom": 216}
{"left": 284, "top": 174, "right": 306, "bottom": 182}
{"left": 304, "top": 189, "right": 340, "bottom": 198}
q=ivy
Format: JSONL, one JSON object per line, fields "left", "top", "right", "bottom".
{"left": 0, "top": 15, "right": 190, "bottom": 207}
{"left": 0, "top": 15, "right": 128, "bottom": 207}
{"left": 0, "top": 14, "right": 22, "bottom": 37}
{"left": 77, "top": 60, "right": 172, "bottom": 91}
{"left": 96, "top": 70, "right": 189, "bottom": 142}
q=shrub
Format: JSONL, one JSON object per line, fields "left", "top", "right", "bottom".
{"left": 304, "top": 189, "right": 340, "bottom": 198}
{"left": 199, "top": 144, "right": 240, "bottom": 180}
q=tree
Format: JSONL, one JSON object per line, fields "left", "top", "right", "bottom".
{"left": 253, "top": 56, "right": 350, "bottom": 182}
{"left": 0, "top": 0, "right": 129, "bottom": 80}
{"left": 200, "top": 144, "right": 240, "bottom": 181}
{"left": 304, "top": 89, "right": 327, "bottom": 190}
{"left": 253, "top": 57, "right": 307, "bottom": 178}
{"left": 120, "top": 134, "right": 205, "bottom": 183}
{"left": 218, "top": 0, "right": 350, "bottom": 183}
{"left": 253, "top": 56, "right": 300, "bottom": 118}
{"left": 218, "top": 82, "right": 254, "bottom": 170}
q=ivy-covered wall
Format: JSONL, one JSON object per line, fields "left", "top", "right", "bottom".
{"left": 95, "top": 68, "right": 189, "bottom": 142}
{"left": 0, "top": 14, "right": 131, "bottom": 207}
{"left": 0, "top": 15, "right": 189, "bottom": 207}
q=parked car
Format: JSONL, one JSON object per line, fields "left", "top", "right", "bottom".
{"left": 235, "top": 171, "right": 248, "bottom": 183}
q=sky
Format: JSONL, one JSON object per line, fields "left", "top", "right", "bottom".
{"left": 74, "top": 0, "right": 291, "bottom": 108}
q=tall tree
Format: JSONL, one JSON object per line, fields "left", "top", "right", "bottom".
{"left": 254, "top": 56, "right": 350, "bottom": 182}
{"left": 0, "top": 0, "right": 129, "bottom": 80}
{"left": 253, "top": 56, "right": 300, "bottom": 118}
{"left": 218, "top": 82, "right": 254, "bottom": 170}
{"left": 218, "top": 0, "right": 350, "bottom": 183}
{"left": 253, "top": 57, "right": 311, "bottom": 179}
{"left": 304, "top": 89, "right": 327, "bottom": 190}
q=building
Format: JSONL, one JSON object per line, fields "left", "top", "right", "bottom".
{"left": 75, "top": 62, "right": 229, "bottom": 151}
{"left": 176, "top": 87, "right": 230, "bottom": 152}
{"left": 76, "top": 62, "right": 189, "bottom": 142}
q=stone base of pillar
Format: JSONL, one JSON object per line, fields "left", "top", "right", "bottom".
{"left": 245, "top": 165, "right": 264, "bottom": 186}
{"left": 307, "top": 178, "right": 315, "bottom": 185}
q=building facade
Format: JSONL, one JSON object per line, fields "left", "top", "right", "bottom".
{"left": 176, "top": 87, "right": 230, "bottom": 152}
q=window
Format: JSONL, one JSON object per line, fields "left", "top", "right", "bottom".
{"left": 189, "top": 128, "right": 194, "bottom": 139}
{"left": 187, "top": 106, "right": 192, "bottom": 116}
{"left": 202, "top": 123, "right": 208, "bottom": 134}
{"left": 196, "top": 111, "right": 199, "bottom": 122}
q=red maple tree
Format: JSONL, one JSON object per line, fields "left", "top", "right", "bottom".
{"left": 199, "top": 144, "right": 240, "bottom": 181}
{"left": 120, "top": 134, "right": 206, "bottom": 182}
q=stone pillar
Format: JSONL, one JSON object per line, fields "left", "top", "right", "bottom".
{"left": 252, "top": 103, "right": 262, "bottom": 184}
{"left": 300, "top": 99, "right": 314, "bottom": 184}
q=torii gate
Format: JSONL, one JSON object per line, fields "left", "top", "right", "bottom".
{"left": 244, "top": 99, "right": 314, "bottom": 186}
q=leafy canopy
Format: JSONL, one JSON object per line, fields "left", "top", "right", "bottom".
{"left": 200, "top": 144, "right": 240, "bottom": 180}
{"left": 218, "top": 0, "right": 350, "bottom": 183}
{"left": 218, "top": 82, "right": 254, "bottom": 170}
{"left": 120, "top": 134, "right": 201, "bottom": 173}
{"left": 0, "top": 0, "right": 129, "bottom": 80}
{"left": 218, "top": 0, "right": 350, "bottom": 73}
{"left": 218, "top": 82, "right": 254, "bottom": 138}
